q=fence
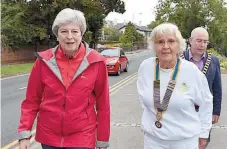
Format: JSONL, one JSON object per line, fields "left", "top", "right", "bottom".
{"left": 1, "top": 42, "right": 148, "bottom": 64}
{"left": 98, "top": 41, "right": 148, "bottom": 52}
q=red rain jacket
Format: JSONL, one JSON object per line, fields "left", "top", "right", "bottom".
{"left": 18, "top": 42, "right": 110, "bottom": 148}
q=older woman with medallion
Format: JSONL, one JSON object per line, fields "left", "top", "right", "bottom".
{"left": 18, "top": 8, "right": 110, "bottom": 149}
{"left": 137, "top": 23, "right": 213, "bottom": 149}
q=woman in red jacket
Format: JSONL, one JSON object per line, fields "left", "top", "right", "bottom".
{"left": 18, "top": 8, "right": 110, "bottom": 149}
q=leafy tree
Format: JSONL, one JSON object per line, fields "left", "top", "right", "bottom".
{"left": 135, "top": 32, "right": 145, "bottom": 43}
{"left": 206, "top": 0, "right": 227, "bottom": 54}
{"left": 2, "top": 0, "right": 126, "bottom": 50}
{"left": 147, "top": 0, "right": 227, "bottom": 54}
{"left": 100, "top": 0, "right": 125, "bottom": 15}
{"left": 148, "top": 21, "right": 158, "bottom": 29}
{"left": 83, "top": 31, "right": 93, "bottom": 43}
{"left": 103, "top": 24, "right": 122, "bottom": 41}
{"left": 1, "top": 2, "right": 46, "bottom": 50}
{"left": 119, "top": 22, "right": 145, "bottom": 44}
{"left": 149, "top": 0, "right": 207, "bottom": 37}
{"left": 87, "top": 14, "right": 106, "bottom": 48}
{"left": 85, "top": 0, "right": 126, "bottom": 48}
{"left": 119, "top": 22, "right": 136, "bottom": 44}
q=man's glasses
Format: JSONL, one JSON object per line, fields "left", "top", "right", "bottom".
{"left": 195, "top": 39, "right": 209, "bottom": 45}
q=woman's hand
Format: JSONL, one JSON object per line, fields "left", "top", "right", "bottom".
{"left": 19, "top": 139, "right": 30, "bottom": 149}
{"left": 199, "top": 138, "right": 208, "bottom": 149}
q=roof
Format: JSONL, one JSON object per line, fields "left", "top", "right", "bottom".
{"left": 115, "top": 23, "right": 125, "bottom": 30}
{"left": 135, "top": 25, "right": 152, "bottom": 32}
{"left": 115, "top": 23, "right": 152, "bottom": 32}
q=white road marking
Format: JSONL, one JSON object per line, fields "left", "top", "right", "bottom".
{"left": 1, "top": 73, "right": 30, "bottom": 81}
{"left": 19, "top": 87, "right": 27, "bottom": 90}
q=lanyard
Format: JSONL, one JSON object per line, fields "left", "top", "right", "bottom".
{"left": 155, "top": 58, "right": 180, "bottom": 81}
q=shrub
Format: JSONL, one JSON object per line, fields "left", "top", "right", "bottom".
{"left": 120, "top": 43, "right": 133, "bottom": 48}
{"left": 220, "top": 61, "right": 227, "bottom": 70}
{"left": 207, "top": 48, "right": 227, "bottom": 73}
{"left": 104, "top": 43, "right": 121, "bottom": 47}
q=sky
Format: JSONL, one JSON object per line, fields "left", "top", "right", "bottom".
{"left": 105, "top": 0, "right": 159, "bottom": 26}
{"left": 105, "top": 0, "right": 227, "bottom": 26}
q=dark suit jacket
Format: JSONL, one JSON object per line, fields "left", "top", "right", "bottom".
{"left": 182, "top": 50, "right": 222, "bottom": 115}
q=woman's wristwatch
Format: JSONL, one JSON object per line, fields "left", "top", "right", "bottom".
{"left": 18, "top": 136, "right": 32, "bottom": 142}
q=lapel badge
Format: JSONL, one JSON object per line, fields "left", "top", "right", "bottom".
{"left": 180, "top": 82, "right": 189, "bottom": 93}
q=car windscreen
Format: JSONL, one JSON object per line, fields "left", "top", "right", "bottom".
{"left": 100, "top": 49, "right": 119, "bottom": 57}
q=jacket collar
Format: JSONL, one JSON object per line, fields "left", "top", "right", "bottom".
{"left": 184, "top": 49, "right": 207, "bottom": 61}
{"left": 56, "top": 44, "right": 83, "bottom": 60}
{"left": 35, "top": 41, "right": 101, "bottom": 86}
{"left": 189, "top": 49, "right": 206, "bottom": 61}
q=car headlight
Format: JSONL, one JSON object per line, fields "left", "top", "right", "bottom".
{"left": 108, "top": 60, "right": 118, "bottom": 65}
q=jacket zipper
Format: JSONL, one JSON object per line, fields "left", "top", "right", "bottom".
{"left": 61, "top": 88, "right": 67, "bottom": 147}
{"left": 61, "top": 58, "right": 70, "bottom": 147}
{"left": 67, "top": 58, "right": 70, "bottom": 86}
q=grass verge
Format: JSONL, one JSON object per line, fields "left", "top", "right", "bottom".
{"left": 1, "top": 63, "right": 34, "bottom": 77}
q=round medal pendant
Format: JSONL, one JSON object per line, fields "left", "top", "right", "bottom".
{"left": 155, "top": 121, "right": 162, "bottom": 128}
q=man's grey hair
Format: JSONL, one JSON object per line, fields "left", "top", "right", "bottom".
{"left": 190, "top": 27, "right": 209, "bottom": 39}
{"left": 148, "top": 22, "right": 186, "bottom": 55}
{"left": 52, "top": 8, "right": 86, "bottom": 37}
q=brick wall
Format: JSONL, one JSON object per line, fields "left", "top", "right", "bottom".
{"left": 1, "top": 45, "right": 49, "bottom": 64}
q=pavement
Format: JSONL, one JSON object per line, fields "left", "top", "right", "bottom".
{"left": 24, "top": 74, "right": 227, "bottom": 149}
{"left": 206, "top": 77, "right": 227, "bottom": 149}
{"left": 125, "top": 49, "right": 145, "bottom": 55}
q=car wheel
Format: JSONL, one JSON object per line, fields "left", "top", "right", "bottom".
{"left": 116, "top": 66, "right": 121, "bottom": 76}
{"left": 124, "top": 63, "right": 129, "bottom": 72}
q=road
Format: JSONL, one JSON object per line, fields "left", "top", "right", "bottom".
{"left": 11, "top": 60, "right": 227, "bottom": 149}
{"left": 1, "top": 50, "right": 152, "bottom": 147}
{"left": 3, "top": 50, "right": 226, "bottom": 149}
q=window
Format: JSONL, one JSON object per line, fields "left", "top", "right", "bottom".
{"left": 101, "top": 49, "right": 119, "bottom": 57}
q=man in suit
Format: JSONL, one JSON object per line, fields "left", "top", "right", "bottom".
{"left": 181, "top": 27, "right": 222, "bottom": 149}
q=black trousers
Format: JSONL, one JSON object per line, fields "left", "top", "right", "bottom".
{"left": 41, "top": 144, "right": 93, "bottom": 149}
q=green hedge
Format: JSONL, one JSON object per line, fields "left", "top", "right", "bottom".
{"left": 207, "top": 48, "right": 227, "bottom": 72}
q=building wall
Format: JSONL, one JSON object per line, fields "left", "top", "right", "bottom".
{"left": 136, "top": 30, "right": 146, "bottom": 36}
{"left": 119, "top": 27, "right": 152, "bottom": 38}
{"left": 119, "top": 28, "right": 125, "bottom": 33}
{"left": 1, "top": 45, "right": 49, "bottom": 64}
